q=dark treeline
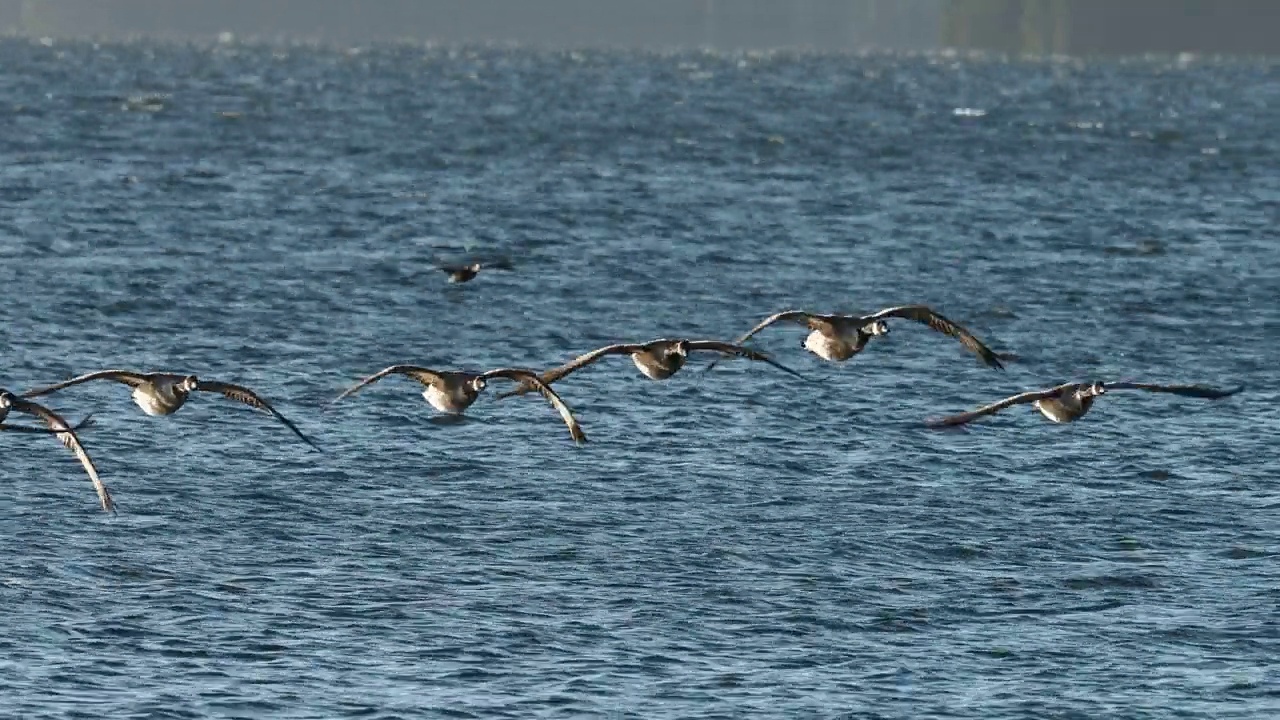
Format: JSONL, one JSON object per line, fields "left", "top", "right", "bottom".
{"left": 0, "top": 0, "right": 941, "bottom": 50}
{"left": 944, "top": 0, "right": 1280, "bottom": 55}
{"left": 2, "top": 0, "right": 1278, "bottom": 55}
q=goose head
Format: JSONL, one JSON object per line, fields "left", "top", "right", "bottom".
{"left": 0, "top": 390, "right": 12, "bottom": 412}
{"left": 469, "top": 376, "right": 488, "bottom": 393}
{"left": 865, "top": 320, "right": 889, "bottom": 336}
{"left": 178, "top": 375, "right": 200, "bottom": 393}
{"left": 1085, "top": 381, "right": 1107, "bottom": 397}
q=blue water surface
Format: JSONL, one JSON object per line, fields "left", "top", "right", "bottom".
{"left": 1, "top": 39, "right": 1277, "bottom": 718}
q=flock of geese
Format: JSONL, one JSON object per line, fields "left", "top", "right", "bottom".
{"left": 4, "top": 304, "right": 1242, "bottom": 514}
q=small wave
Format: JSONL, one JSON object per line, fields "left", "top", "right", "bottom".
{"left": 1063, "top": 573, "right": 1162, "bottom": 591}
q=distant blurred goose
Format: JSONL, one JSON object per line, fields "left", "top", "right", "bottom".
{"left": 925, "top": 381, "right": 1244, "bottom": 428}
{"left": 0, "top": 389, "right": 113, "bottom": 512}
{"left": 495, "top": 338, "right": 804, "bottom": 400}
{"left": 707, "top": 305, "right": 1003, "bottom": 370}
{"left": 22, "top": 370, "right": 319, "bottom": 450}
{"left": 331, "top": 365, "right": 586, "bottom": 443}
{"left": 439, "top": 258, "right": 513, "bottom": 284}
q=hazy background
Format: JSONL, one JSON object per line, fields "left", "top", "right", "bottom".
{"left": 1, "top": 0, "right": 1278, "bottom": 55}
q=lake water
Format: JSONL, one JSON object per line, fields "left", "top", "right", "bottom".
{"left": 1, "top": 39, "right": 1277, "bottom": 718}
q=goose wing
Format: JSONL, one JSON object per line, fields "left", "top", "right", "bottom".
{"left": 195, "top": 380, "right": 321, "bottom": 451}
{"left": 9, "top": 398, "right": 113, "bottom": 513}
{"left": 705, "top": 311, "right": 831, "bottom": 371}
{"left": 482, "top": 369, "right": 587, "bottom": 443}
{"left": 735, "top": 311, "right": 833, "bottom": 343}
{"left": 331, "top": 365, "right": 444, "bottom": 404}
{"left": 684, "top": 341, "right": 807, "bottom": 380}
{"left": 925, "top": 383, "right": 1079, "bottom": 428}
{"left": 864, "top": 306, "right": 1004, "bottom": 369}
{"left": 1104, "top": 382, "right": 1244, "bottom": 399}
{"left": 539, "top": 344, "right": 644, "bottom": 385}
{"left": 493, "top": 344, "right": 642, "bottom": 400}
{"left": 22, "top": 369, "right": 151, "bottom": 398}
{"left": 0, "top": 414, "right": 95, "bottom": 434}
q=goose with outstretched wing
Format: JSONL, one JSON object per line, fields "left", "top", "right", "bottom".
{"left": 707, "top": 305, "right": 1004, "bottom": 370}
{"left": 1, "top": 389, "right": 113, "bottom": 512}
{"left": 439, "top": 258, "right": 513, "bottom": 284}
{"left": 22, "top": 370, "right": 319, "bottom": 450}
{"left": 331, "top": 365, "right": 586, "bottom": 443}
{"left": 925, "top": 381, "right": 1244, "bottom": 428}
{"left": 495, "top": 338, "right": 805, "bottom": 400}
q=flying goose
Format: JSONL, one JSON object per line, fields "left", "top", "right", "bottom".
{"left": 21, "top": 370, "right": 320, "bottom": 450}
{"left": 495, "top": 338, "right": 804, "bottom": 400}
{"left": 0, "top": 390, "right": 113, "bottom": 512}
{"left": 440, "top": 258, "right": 513, "bottom": 284}
{"left": 706, "top": 305, "right": 1004, "bottom": 370}
{"left": 925, "top": 381, "right": 1244, "bottom": 428}
{"left": 331, "top": 366, "right": 586, "bottom": 443}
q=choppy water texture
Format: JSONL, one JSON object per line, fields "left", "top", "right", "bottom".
{"left": 1, "top": 39, "right": 1278, "bottom": 718}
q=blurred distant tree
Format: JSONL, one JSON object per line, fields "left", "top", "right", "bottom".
{"left": 945, "top": 0, "right": 1280, "bottom": 55}
{"left": 19, "top": 0, "right": 57, "bottom": 35}
{"left": 0, "top": 0, "right": 19, "bottom": 33}
{"left": 943, "top": 0, "right": 1021, "bottom": 52}
{"left": 942, "top": 0, "right": 1069, "bottom": 54}
{"left": 1018, "top": 0, "right": 1069, "bottom": 54}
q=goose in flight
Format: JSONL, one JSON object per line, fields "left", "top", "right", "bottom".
{"left": 439, "top": 258, "right": 513, "bottom": 284}
{"left": 21, "top": 370, "right": 320, "bottom": 451}
{"left": 331, "top": 365, "right": 586, "bottom": 443}
{"left": 925, "top": 381, "right": 1244, "bottom": 428}
{"left": 1, "top": 389, "right": 113, "bottom": 512}
{"left": 495, "top": 339, "right": 805, "bottom": 400}
{"left": 707, "top": 305, "right": 1004, "bottom": 370}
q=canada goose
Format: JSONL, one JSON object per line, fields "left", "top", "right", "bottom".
{"left": 0, "top": 390, "right": 113, "bottom": 512}
{"left": 21, "top": 370, "right": 319, "bottom": 451}
{"left": 495, "top": 338, "right": 804, "bottom": 400}
{"left": 439, "top": 258, "right": 513, "bottom": 284}
{"left": 331, "top": 365, "right": 586, "bottom": 443}
{"left": 706, "top": 305, "right": 1004, "bottom": 370}
{"left": 925, "top": 381, "right": 1244, "bottom": 428}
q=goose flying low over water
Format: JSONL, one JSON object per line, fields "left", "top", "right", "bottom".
{"left": 707, "top": 305, "right": 1004, "bottom": 370}
{"left": 495, "top": 338, "right": 805, "bottom": 400}
{"left": 331, "top": 365, "right": 586, "bottom": 443}
{"left": 439, "top": 259, "right": 513, "bottom": 284}
{"left": 925, "top": 381, "right": 1244, "bottom": 428}
{"left": 1, "top": 390, "right": 113, "bottom": 512}
{"left": 21, "top": 370, "right": 320, "bottom": 451}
